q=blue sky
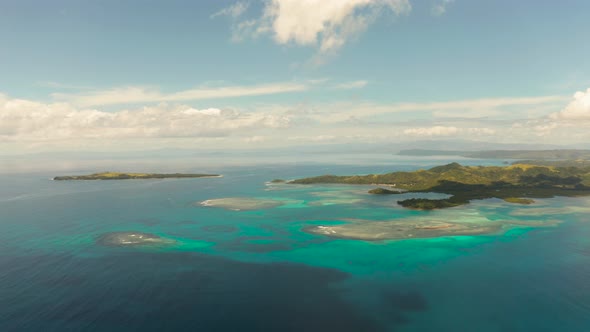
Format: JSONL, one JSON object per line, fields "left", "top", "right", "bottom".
{"left": 1, "top": 0, "right": 590, "bottom": 153}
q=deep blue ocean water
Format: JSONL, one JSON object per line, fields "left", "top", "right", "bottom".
{"left": 1, "top": 160, "right": 590, "bottom": 331}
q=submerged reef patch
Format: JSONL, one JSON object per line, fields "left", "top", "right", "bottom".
{"left": 305, "top": 219, "right": 503, "bottom": 241}
{"left": 199, "top": 197, "right": 285, "bottom": 211}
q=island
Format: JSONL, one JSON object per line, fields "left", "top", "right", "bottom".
{"left": 53, "top": 172, "right": 221, "bottom": 180}
{"left": 368, "top": 187, "right": 402, "bottom": 195}
{"left": 96, "top": 231, "right": 176, "bottom": 247}
{"left": 503, "top": 197, "right": 535, "bottom": 204}
{"left": 289, "top": 162, "right": 590, "bottom": 210}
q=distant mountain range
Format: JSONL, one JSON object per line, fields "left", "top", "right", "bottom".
{"left": 397, "top": 149, "right": 590, "bottom": 160}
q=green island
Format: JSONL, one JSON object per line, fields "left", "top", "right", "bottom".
{"left": 503, "top": 197, "right": 535, "bottom": 204}
{"left": 290, "top": 162, "right": 590, "bottom": 210}
{"left": 368, "top": 187, "right": 402, "bottom": 195}
{"left": 53, "top": 172, "right": 221, "bottom": 180}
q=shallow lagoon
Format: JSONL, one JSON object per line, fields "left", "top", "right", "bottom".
{"left": 1, "top": 162, "right": 590, "bottom": 331}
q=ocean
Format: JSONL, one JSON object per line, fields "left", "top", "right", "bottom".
{"left": 1, "top": 160, "right": 590, "bottom": 331}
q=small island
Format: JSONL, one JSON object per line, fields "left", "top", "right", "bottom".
{"left": 503, "top": 197, "right": 535, "bottom": 204}
{"left": 368, "top": 187, "right": 402, "bottom": 195}
{"left": 53, "top": 172, "right": 221, "bottom": 180}
{"left": 97, "top": 231, "right": 176, "bottom": 247}
{"left": 290, "top": 162, "right": 590, "bottom": 210}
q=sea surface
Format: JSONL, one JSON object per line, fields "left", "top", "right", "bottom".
{"left": 1, "top": 158, "right": 590, "bottom": 331}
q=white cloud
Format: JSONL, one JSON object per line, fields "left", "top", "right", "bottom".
{"left": 0, "top": 94, "right": 290, "bottom": 142}
{"left": 300, "top": 95, "right": 567, "bottom": 124}
{"left": 403, "top": 126, "right": 496, "bottom": 137}
{"left": 466, "top": 127, "right": 496, "bottom": 135}
{"left": 4, "top": 88, "right": 590, "bottom": 152}
{"left": 53, "top": 82, "right": 308, "bottom": 107}
{"left": 432, "top": 0, "right": 455, "bottom": 16}
{"left": 334, "top": 80, "right": 368, "bottom": 89}
{"left": 35, "top": 81, "right": 92, "bottom": 90}
{"left": 243, "top": 135, "right": 268, "bottom": 143}
{"left": 230, "top": 0, "right": 410, "bottom": 59}
{"left": 211, "top": 1, "right": 249, "bottom": 18}
{"left": 550, "top": 88, "right": 590, "bottom": 120}
{"left": 403, "top": 126, "right": 460, "bottom": 136}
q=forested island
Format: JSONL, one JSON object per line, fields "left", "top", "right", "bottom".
{"left": 53, "top": 172, "right": 221, "bottom": 180}
{"left": 290, "top": 162, "right": 590, "bottom": 210}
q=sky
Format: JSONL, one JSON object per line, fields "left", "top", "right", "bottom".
{"left": 1, "top": 0, "right": 590, "bottom": 155}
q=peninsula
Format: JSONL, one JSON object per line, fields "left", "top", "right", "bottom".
{"left": 289, "top": 162, "right": 590, "bottom": 210}
{"left": 53, "top": 172, "right": 221, "bottom": 180}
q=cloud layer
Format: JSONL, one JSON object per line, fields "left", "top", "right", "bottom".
{"left": 403, "top": 126, "right": 496, "bottom": 137}
{"left": 2, "top": 87, "right": 590, "bottom": 151}
{"left": 53, "top": 82, "right": 308, "bottom": 107}
{"left": 0, "top": 94, "right": 289, "bottom": 142}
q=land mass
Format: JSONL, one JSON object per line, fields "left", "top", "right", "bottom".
{"left": 290, "top": 162, "right": 590, "bottom": 210}
{"left": 368, "top": 188, "right": 403, "bottom": 195}
{"left": 53, "top": 172, "right": 220, "bottom": 180}
{"left": 96, "top": 232, "right": 176, "bottom": 247}
{"left": 397, "top": 149, "right": 590, "bottom": 160}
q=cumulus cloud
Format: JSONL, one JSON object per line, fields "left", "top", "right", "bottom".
{"left": 211, "top": 1, "right": 249, "bottom": 18}
{"left": 5, "top": 87, "right": 590, "bottom": 150}
{"left": 228, "top": 0, "right": 410, "bottom": 59}
{"left": 0, "top": 94, "right": 290, "bottom": 142}
{"left": 550, "top": 88, "right": 590, "bottom": 120}
{"left": 53, "top": 82, "right": 307, "bottom": 107}
{"left": 432, "top": 0, "right": 455, "bottom": 16}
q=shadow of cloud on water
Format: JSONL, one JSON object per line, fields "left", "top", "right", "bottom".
{"left": 380, "top": 290, "right": 429, "bottom": 325}
{"left": 0, "top": 251, "right": 424, "bottom": 332}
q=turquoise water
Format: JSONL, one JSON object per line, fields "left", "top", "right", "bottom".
{"left": 1, "top": 162, "right": 590, "bottom": 331}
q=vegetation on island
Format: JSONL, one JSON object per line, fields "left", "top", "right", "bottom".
{"left": 290, "top": 162, "right": 590, "bottom": 210}
{"left": 270, "top": 179, "right": 286, "bottom": 183}
{"left": 368, "top": 188, "right": 402, "bottom": 195}
{"left": 397, "top": 198, "right": 463, "bottom": 209}
{"left": 503, "top": 197, "right": 535, "bottom": 204}
{"left": 53, "top": 172, "right": 220, "bottom": 180}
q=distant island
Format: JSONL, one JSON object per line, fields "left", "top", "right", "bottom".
{"left": 290, "top": 162, "right": 590, "bottom": 210}
{"left": 397, "top": 149, "right": 590, "bottom": 160}
{"left": 53, "top": 172, "right": 221, "bottom": 180}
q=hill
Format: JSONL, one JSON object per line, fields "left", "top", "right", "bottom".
{"left": 290, "top": 163, "right": 590, "bottom": 209}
